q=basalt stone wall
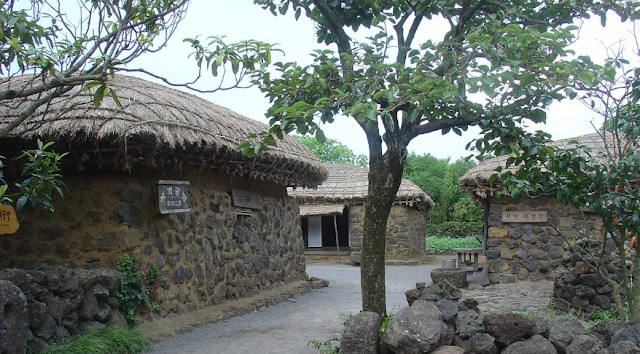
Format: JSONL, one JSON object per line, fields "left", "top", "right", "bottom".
{"left": 486, "top": 196, "right": 603, "bottom": 283}
{"left": 386, "top": 206, "right": 426, "bottom": 259}
{"left": 349, "top": 204, "right": 426, "bottom": 262}
{"left": 0, "top": 267, "right": 124, "bottom": 353}
{"left": 553, "top": 241, "right": 630, "bottom": 314}
{"left": 0, "top": 168, "right": 307, "bottom": 317}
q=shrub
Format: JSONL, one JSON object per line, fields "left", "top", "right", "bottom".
{"left": 425, "top": 221, "right": 483, "bottom": 238}
{"left": 39, "top": 326, "right": 150, "bottom": 354}
{"left": 426, "top": 236, "right": 481, "bottom": 253}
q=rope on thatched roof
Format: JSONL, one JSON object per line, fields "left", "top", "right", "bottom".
{"left": 0, "top": 74, "right": 327, "bottom": 188}
{"left": 288, "top": 163, "right": 434, "bottom": 211}
{"left": 459, "top": 132, "right": 613, "bottom": 200}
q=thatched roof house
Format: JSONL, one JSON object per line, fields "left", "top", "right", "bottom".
{"left": 0, "top": 74, "right": 328, "bottom": 328}
{"left": 459, "top": 133, "right": 606, "bottom": 284}
{"left": 289, "top": 163, "right": 433, "bottom": 263}
{"left": 0, "top": 74, "right": 326, "bottom": 188}
{"left": 460, "top": 132, "right": 609, "bottom": 199}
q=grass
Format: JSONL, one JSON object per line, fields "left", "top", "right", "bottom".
{"left": 425, "top": 235, "right": 481, "bottom": 253}
{"left": 39, "top": 326, "right": 150, "bottom": 354}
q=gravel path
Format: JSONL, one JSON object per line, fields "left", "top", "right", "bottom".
{"left": 144, "top": 261, "right": 436, "bottom": 354}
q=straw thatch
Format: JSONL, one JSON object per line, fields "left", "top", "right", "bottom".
{"left": 460, "top": 132, "right": 611, "bottom": 199}
{"left": 299, "top": 204, "right": 345, "bottom": 217}
{"left": 0, "top": 75, "right": 327, "bottom": 188}
{"left": 289, "top": 163, "right": 434, "bottom": 211}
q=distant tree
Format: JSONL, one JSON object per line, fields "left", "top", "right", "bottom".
{"left": 403, "top": 153, "right": 480, "bottom": 224}
{"left": 294, "top": 135, "right": 368, "bottom": 167}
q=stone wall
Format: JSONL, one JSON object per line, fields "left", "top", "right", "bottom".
{"left": 348, "top": 204, "right": 426, "bottom": 262}
{"left": 485, "top": 196, "right": 603, "bottom": 283}
{"left": 0, "top": 168, "right": 307, "bottom": 318}
{"left": 386, "top": 205, "right": 426, "bottom": 259}
{"left": 0, "top": 267, "right": 124, "bottom": 353}
{"left": 552, "top": 239, "right": 629, "bottom": 314}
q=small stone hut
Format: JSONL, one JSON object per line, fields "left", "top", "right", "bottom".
{"left": 0, "top": 74, "right": 327, "bottom": 317}
{"left": 459, "top": 133, "right": 606, "bottom": 283}
{"left": 288, "top": 163, "right": 434, "bottom": 263}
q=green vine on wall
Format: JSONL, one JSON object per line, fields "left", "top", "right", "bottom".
{"left": 117, "top": 254, "right": 165, "bottom": 325}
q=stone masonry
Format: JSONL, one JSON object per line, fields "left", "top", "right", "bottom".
{"left": 348, "top": 204, "right": 426, "bottom": 262}
{"left": 0, "top": 168, "right": 307, "bottom": 318}
{"left": 485, "top": 196, "right": 603, "bottom": 283}
{"left": 0, "top": 267, "right": 124, "bottom": 353}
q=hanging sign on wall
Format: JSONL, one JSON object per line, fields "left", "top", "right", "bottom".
{"left": 158, "top": 180, "right": 191, "bottom": 214}
{"left": 502, "top": 210, "right": 548, "bottom": 223}
{"left": 0, "top": 204, "right": 19, "bottom": 235}
{"left": 232, "top": 189, "right": 263, "bottom": 209}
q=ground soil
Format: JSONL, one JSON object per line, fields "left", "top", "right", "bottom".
{"left": 142, "top": 254, "right": 554, "bottom": 354}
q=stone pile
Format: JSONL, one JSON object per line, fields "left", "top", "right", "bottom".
{"left": 0, "top": 267, "right": 125, "bottom": 354}
{"left": 341, "top": 280, "right": 640, "bottom": 354}
{"left": 553, "top": 238, "right": 631, "bottom": 314}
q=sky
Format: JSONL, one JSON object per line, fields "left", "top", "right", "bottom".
{"left": 131, "top": 1, "right": 637, "bottom": 161}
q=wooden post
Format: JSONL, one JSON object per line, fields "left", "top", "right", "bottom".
{"left": 334, "top": 215, "right": 340, "bottom": 262}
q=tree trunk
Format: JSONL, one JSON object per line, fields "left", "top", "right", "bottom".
{"left": 361, "top": 144, "right": 406, "bottom": 316}
{"left": 630, "top": 238, "right": 640, "bottom": 320}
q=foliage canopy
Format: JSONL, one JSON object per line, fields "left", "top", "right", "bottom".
{"left": 294, "top": 135, "right": 368, "bottom": 167}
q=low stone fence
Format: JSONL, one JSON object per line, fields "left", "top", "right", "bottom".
{"left": 341, "top": 280, "right": 640, "bottom": 354}
{"left": 0, "top": 267, "right": 124, "bottom": 354}
{"left": 552, "top": 239, "right": 632, "bottom": 315}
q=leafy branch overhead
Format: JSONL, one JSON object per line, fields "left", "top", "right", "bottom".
{"left": 238, "top": 0, "right": 638, "bottom": 158}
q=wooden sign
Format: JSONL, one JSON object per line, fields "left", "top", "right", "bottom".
{"left": 232, "top": 189, "right": 262, "bottom": 209}
{"left": 502, "top": 211, "right": 548, "bottom": 223}
{"left": 0, "top": 204, "right": 19, "bottom": 235}
{"left": 158, "top": 180, "right": 191, "bottom": 214}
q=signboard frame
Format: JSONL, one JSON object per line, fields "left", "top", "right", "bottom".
{"left": 232, "top": 189, "right": 263, "bottom": 210}
{"left": 158, "top": 180, "right": 191, "bottom": 214}
{"left": 502, "top": 210, "right": 548, "bottom": 223}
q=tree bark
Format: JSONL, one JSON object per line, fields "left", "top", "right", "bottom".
{"left": 360, "top": 137, "right": 406, "bottom": 316}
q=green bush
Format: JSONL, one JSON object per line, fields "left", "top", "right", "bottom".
{"left": 426, "top": 236, "right": 481, "bottom": 253}
{"left": 38, "top": 326, "right": 150, "bottom": 354}
{"left": 425, "top": 221, "right": 483, "bottom": 238}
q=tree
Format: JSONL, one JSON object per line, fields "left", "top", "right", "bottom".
{"left": 293, "top": 135, "right": 367, "bottom": 166}
{"left": 0, "top": 0, "right": 275, "bottom": 139}
{"left": 403, "top": 153, "right": 479, "bottom": 224}
{"left": 234, "top": 0, "right": 638, "bottom": 316}
{"left": 483, "top": 43, "right": 640, "bottom": 320}
{"left": 213, "top": 0, "right": 638, "bottom": 315}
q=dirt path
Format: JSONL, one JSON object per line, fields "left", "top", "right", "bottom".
{"left": 142, "top": 256, "right": 554, "bottom": 354}
{"left": 143, "top": 261, "right": 438, "bottom": 354}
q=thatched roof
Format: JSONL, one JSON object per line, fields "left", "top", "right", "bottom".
{"left": 289, "top": 163, "right": 434, "bottom": 212}
{"left": 299, "top": 204, "right": 346, "bottom": 217}
{"left": 0, "top": 75, "right": 327, "bottom": 188}
{"left": 460, "top": 132, "right": 610, "bottom": 199}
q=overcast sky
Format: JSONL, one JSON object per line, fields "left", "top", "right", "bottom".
{"left": 131, "top": 1, "right": 637, "bottom": 161}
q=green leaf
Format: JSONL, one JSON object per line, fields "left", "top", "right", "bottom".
{"left": 93, "top": 84, "right": 107, "bottom": 107}
{"left": 16, "top": 195, "right": 28, "bottom": 212}
{"left": 109, "top": 89, "right": 122, "bottom": 108}
{"left": 578, "top": 71, "right": 596, "bottom": 86}
{"left": 520, "top": 73, "right": 536, "bottom": 86}
{"left": 365, "top": 102, "right": 377, "bottom": 121}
